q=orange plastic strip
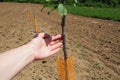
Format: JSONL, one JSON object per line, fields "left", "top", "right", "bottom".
{"left": 28, "top": 11, "right": 33, "bottom": 20}
{"left": 67, "top": 56, "right": 75, "bottom": 80}
{"left": 57, "top": 58, "right": 66, "bottom": 80}
{"left": 57, "top": 56, "right": 75, "bottom": 80}
{"left": 34, "top": 17, "right": 39, "bottom": 33}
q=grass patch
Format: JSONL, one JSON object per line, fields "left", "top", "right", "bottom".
{"left": 99, "top": 38, "right": 106, "bottom": 44}
{"left": 44, "top": 4, "right": 120, "bottom": 21}
{"left": 93, "top": 63, "right": 101, "bottom": 69}
{"left": 118, "top": 51, "right": 120, "bottom": 55}
{"left": 76, "top": 44, "right": 85, "bottom": 52}
{"left": 66, "top": 5, "right": 120, "bottom": 21}
{"left": 76, "top": 44, "right": 88, "bottom": 54}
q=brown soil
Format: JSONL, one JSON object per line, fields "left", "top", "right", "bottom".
{"left": 0, "top": 2, "right": 120, "bottom": 80}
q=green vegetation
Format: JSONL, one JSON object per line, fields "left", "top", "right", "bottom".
{"left": 0, "top": 0, "right": 120, "bottom": 21}
{"left": 99, "top": 38, "right": 106, "bottom": 43}
{"left": 0, "top": 0, "right": 45, "bottom": 3}
{"left": 76, "top": 44, "right": 86, "bottom": 53}
{"left": 93, "top": 63, "right": 101, "bottom": 69}
{"left": 1, "top": 0, "right": 120, "bottom": 8}
{"left": 48, "top": 4, "right": 120, "bottom": 21}
{"left": 118, "top": 51, "right": 120, "bottom": 55}
{"left": 66, "top": 5, "right": 120, "bottom": 21}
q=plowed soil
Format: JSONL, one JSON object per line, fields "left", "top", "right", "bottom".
{"left": 0, "top": 2, "right": 120, "bottom": 80}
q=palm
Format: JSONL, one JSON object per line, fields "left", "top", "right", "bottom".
{"left": 31, "top": 33, "right": 62, "bottom": 60}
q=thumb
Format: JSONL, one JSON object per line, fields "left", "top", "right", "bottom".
{"left": 33, "top": 33, "right": 45, "bottom": 39}
{"left": 39, "top": 33, "right": 46, "bottom": 38}
{"left": 39, "top": 33, "right": 51, "bottom": 39}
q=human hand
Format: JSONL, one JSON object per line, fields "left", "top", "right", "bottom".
{"left": 30, "top": 33, "right": 62, "bottom": 60}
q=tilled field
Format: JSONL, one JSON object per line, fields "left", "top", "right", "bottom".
{"left": 0, "top": 2, "right": 120, "bottom": 80}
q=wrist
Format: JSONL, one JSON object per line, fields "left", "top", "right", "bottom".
{"left": 25, "top": 42, "right": 35, "bottom": 61}
{"left": 27, "top": 40, "right": 41, "bottom": 60}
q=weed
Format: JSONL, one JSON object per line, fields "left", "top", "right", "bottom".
{"left": 118, "top": 51, "right": 120, "bottom": 55}
{"left": 93, "top": 63, "right": 101, "bottom": 69}
{"left": 102, "top": 78, "right": 109, "bottom": 80}
{"left": 76, "top": 44, "right": 85, "bottom": 52}
{"left": 99, "top": 38, "right": 106, "bottom": 44}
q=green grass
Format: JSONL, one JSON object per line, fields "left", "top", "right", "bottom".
{"left": 118, "top": 51, "right": 120, "bottom": 55}
{"left": 99, "top": 38, "right": 106, "bottom": 44}
{"left": 76, "top": 44, "right": 85, "bottom": 52}
{"left": 45, "top": 4, "right": 120, "bottom": 21}
{"left": 93, "top": 63, "right": 101, "bottom": 69}
{"left": 66, "top": 5, "right": 120, "bottom": 21}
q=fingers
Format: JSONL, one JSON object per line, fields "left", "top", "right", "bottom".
{"left": 50, "top": 48, "right": 61, "bottom": 55}
{"left": 38, "top": 33, "right": 62, "bottom": 40}
{"left": 38, "top": 33, "right": 62, "bottom": 42}
{"left": 41, "top": 33, "right": 62, "bottom": 46}
{"left": 50, "top": 42, "right": 62, "bottom": 51}
{"left": 50, "top": 34, "right": 62, "bottom": 45}
{"left": 36, "top": 33, "right": 62, "bottom": 47}
{"left": 50, "top": 39, "right": 62, "bottom": 46}
{"left": 52, "top": 34, "right": 62, "bottom": 41}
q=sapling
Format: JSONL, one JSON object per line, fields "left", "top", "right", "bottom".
{"left": 41, "top": 0, "right": 78, "bottom": 79}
